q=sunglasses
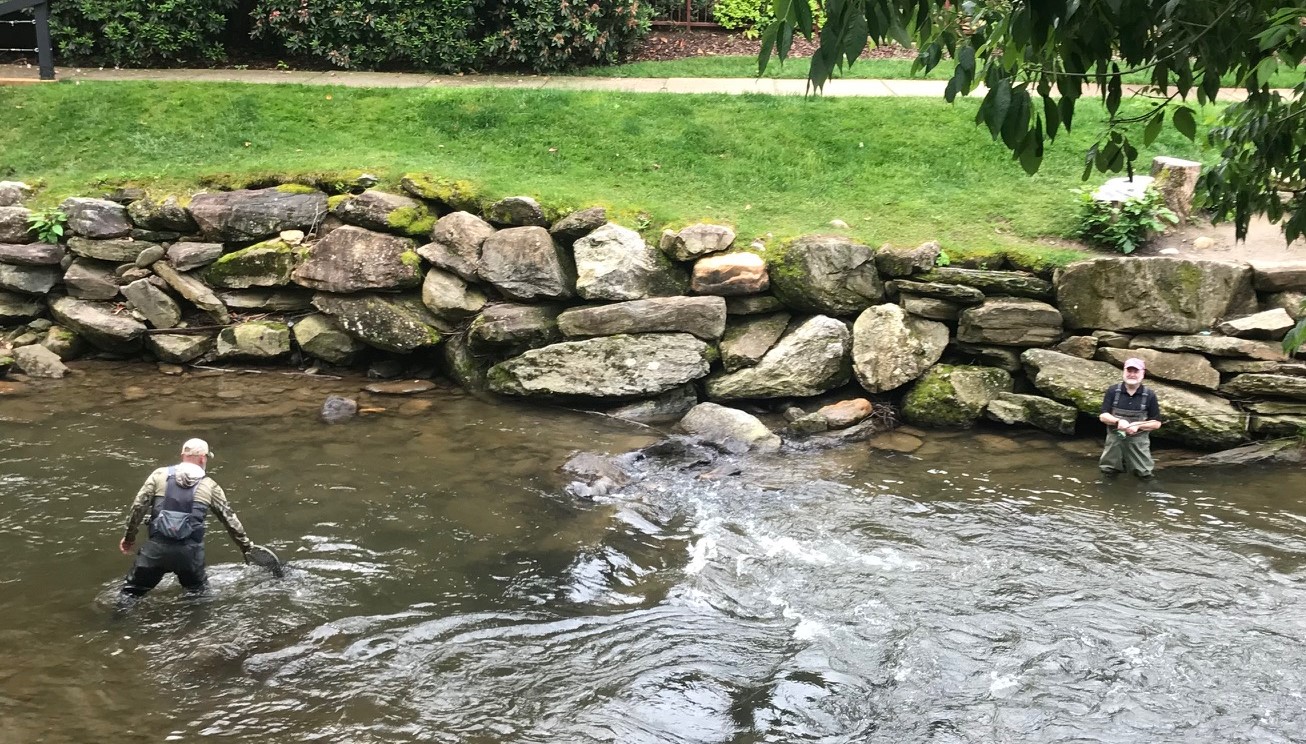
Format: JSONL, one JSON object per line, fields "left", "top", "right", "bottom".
{"left": 1125, "top": 367, "right": 1141, "bottom": 372}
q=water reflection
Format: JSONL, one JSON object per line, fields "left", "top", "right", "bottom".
{"left": 1, "top": 363, "right": 1305, "bottom": 742}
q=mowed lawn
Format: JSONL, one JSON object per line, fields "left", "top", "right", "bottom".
{"left": 0, "top": 81, "right": 1211, "bottom": 264}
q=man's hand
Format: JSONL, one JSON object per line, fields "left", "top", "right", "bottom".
{"left": 119, "top": 538, "right": 134, "bottom": 555}
{"left": 1116, "top": 419, "right": 1131, "bottom": 431}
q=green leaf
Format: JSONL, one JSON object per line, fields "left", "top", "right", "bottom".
{"left": 1001, "top": 88, "right": 1031, "bottom": 150}
{"left": 983, "top": 82, "right": 1012, "bottom": 139}
{"left": 1173, "top": 106, "right": 1197, "bottom": 140}
{"left": 1043, "top": 95, "right": 1060, "bottom": 140}
{"left": 1255, "top": 56, "right": 1278, "bottom": 87}
{"left": 1283, "top": 318, "right": 1306, "bottom": 355}
{"left": 758, "top": 21, "right": 779, "bottom": 73}
{"left": 1105, "top": 67, "right": 1121, "bottom": 115}
{"left": 1059, "top": 95, "right": 1076, "bottom": 132}
{"left": 793, "top": 0, "right": 813, "bottom": 36}
{"left": 958, "top": 45, "right": 975, "bottom": 76}
{"left": 1143, "top": 108, "right": 1164, "bottom": 145}
{"left": 945, "top": 75, "right": 959, "bottom": 103}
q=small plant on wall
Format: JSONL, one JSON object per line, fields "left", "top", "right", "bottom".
{"left": 27, "top": 208, "right": 67, "bottom": 244}
{"left": 1070, "top": 187, "right": 1178, "bottom": 255}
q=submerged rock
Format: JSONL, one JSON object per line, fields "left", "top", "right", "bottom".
{"left": 13, "top": 344, "right": 68, "bottom": 379}
{"left": 320, "top": 395, "right": 359, "bottom": 424}
{"left": 679, "top": 402, "right": 781, "bottom": 454}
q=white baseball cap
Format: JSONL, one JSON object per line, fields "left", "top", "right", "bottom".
{"left": 181, "top": 438, "right": 213, "bottom": 458}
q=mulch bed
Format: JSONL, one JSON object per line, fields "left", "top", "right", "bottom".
{"left": 631, "top": 28, "right": 915, "bottom": 63}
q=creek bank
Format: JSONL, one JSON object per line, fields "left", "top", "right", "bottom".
{"left": 2, "top": 179, "right": 1305, "bottom": 458}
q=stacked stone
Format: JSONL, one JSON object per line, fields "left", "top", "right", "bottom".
{"left": 2, "top": 176, "right": 1303, "bottom": 453}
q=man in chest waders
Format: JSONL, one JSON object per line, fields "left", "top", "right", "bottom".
{"left": 1098, "top": 358, "right": 1163, "bottom": 478}
{"left": 117, "top": 438, "right": 254, "bottom": 599}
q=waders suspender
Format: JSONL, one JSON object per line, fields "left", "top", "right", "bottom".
{"left": 1111, "top": 384, "right": 1152, "bottom": 424}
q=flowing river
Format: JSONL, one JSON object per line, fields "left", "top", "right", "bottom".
{"left": 2, "top": 363, "right": 1305, "bottom": 743}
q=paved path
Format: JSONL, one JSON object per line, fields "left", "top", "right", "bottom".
{"left": 0, "top": 65, "right": 1269, "bottom": 100}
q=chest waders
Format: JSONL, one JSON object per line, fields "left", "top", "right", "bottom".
{"left": 1100, "top": 384, "right": 1155, "bottom": 478}
{"left": 149, "top": 466, "right": 208, "bottom": 543}
{"left": 121, "top": 467, "right": 212, "bottom": 598}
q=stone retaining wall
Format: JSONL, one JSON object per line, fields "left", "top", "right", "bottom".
{"left": 1, "top": 179, "right": 1304, "bottom": 450}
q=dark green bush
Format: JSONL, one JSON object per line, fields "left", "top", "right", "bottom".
{"left": 481, "top": 0, "right": 652, "bottom": 72}
{"left": 51, "top": 0, "right": 236, "bottom": 66}
{"left": 250, "top": 0, "right": 479, "bottom": 71}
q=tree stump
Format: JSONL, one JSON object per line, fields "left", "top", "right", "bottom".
{"left": 1150, "top": 156, "right": 1202, "bottom": 222}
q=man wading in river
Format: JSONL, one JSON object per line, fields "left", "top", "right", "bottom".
{"left": 117, "top": 438, "right": 254, "bottom": 599}
{"left": 1098, "top": 358, "right": 1163, "bottom": 478}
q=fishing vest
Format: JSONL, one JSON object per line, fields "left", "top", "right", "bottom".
{"left": 1109, "top": 383, "right": 1155, "bottom": 425}
{"left": 149, "top": 466, "right": 209, "bottom": 543}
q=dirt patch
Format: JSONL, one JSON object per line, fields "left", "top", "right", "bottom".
{"left": 1138, "top": 215, "right": 1306, "bottom": 265}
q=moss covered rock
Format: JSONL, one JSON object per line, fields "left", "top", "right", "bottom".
{"left": 312, "top": 292, "right": 442, "bottom": 353}
{"left": 400, "top": 174, "right": 483, "bottom": 213}
{"left": 901, "top": 363, "right": 1013, "bottom": 429}
{"left": 1055, "top": 257, "right": 1256, "bottom": 333}
{"left": 292, "top": 226, "right": 422, "bottom": 293}
{"left": 767, "top": 235, "right": 883, "bottom": 315}
{"left": 214, "top": 321, "right": 292, "bottom": 361}
{"left": 204, "top": 239, "right": 297, "bottom": 289}
{"left": 333, "top": 189, "right": 435, "bottom": 238}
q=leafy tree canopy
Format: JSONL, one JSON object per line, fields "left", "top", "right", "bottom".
{"left": 760, "top": 1, "right": 1306, "bottom": 242}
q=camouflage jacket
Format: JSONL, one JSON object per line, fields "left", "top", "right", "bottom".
{"left": 122, "top": 467, "right": 253, "bottom": 552}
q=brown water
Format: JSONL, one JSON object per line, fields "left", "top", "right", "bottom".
{"left": 2, "top": 363, "right": 1306, "bottom": 743}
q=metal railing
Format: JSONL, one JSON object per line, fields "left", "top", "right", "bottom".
{"left": 0, "top": 0, "right": 54, "bottom": 80}
{"left": 651, "top": 0, "right": 722, "bottom": 29}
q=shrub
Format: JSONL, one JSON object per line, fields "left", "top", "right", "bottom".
{"left": 480, "top": 0, "right": 652, "bottom": 72}
{"left": 51, "top": 0, "right": 235, "bottom": 66}
{"left": 1070, "top": 187, "right": 1178, "bottom": 255}
{"left": 250, "top": 0, "right": 479, "bottom": 71}
{"left": 712, "top": 0, "right": 821, "bottom": 39}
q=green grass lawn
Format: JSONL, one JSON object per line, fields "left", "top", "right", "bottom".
{"left": 575, "top": 56, "right": 949, "bottom": 80}
{"left": 0, "top": 81, "right": 1214, "bottom": 268}
{"left": 585, "top": 55, "right": 1303, "bottom": 90}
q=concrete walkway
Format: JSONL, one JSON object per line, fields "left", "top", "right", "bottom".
{"left": 0, "top": 64, "right": 1267, "bottom": 101}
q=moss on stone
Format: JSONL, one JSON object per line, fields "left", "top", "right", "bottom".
{"left": 401, "top": 173, "right": 484, "bottom": 213}
{"left": 204, "top": 241, "right": 295, "bottom": 288}
{"left": 399, "top": 250, "right": 423, "bottom": 270}
{"left": 387, "top": 206, "right": 435, "bottom": 237}
{"left": 902, "top": 365, "right": 974, "bottom": 428}
{"left": 247, "top": 319, "right": 290, "bottom": 331}
{"left": 275, "top": 183, "right": 320, "bottom": 195}
{"left": 327, "top": 194, "right": 350, "bottom": 212}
